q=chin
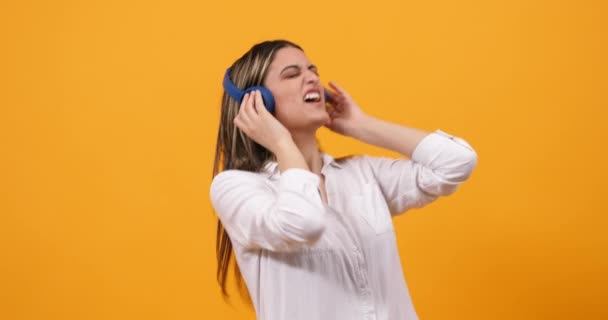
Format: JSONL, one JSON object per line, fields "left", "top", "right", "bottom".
{"left": 287, "top": 112, "right": 329, "bottom": 131}
{"left": 309, "top": 112, "right": 331, "bottom": 129}
{"left": 280, "top": 102, "right": 329, "bottom": 129}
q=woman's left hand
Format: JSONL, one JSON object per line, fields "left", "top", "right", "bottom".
{"left": 324, "top": 81, "right": 368, "bottom": 137}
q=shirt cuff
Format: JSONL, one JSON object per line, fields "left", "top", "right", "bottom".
{"left": 411, "top": 129, "right": 475, "bottom": 166}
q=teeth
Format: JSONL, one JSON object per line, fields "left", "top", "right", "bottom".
{"left": 304, "top": 92, "right": 321, "bottom": 102}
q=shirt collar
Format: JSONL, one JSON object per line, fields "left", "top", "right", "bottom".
{"left": 262, "top": 152, "right": 342, "bottom": 177}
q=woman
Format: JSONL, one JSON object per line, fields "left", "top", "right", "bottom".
{"left": 210, "top": 39, "right": 478, "bottom": 320}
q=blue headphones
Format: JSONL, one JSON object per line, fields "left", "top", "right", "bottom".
{"left": 223, "top": 67, "right": 330, "bottom": 114}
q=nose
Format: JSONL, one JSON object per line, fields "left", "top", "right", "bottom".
{"left": 304, "top": 69, "right": 320, "bottom": 84}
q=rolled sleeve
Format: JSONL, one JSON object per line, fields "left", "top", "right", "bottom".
{"left": 411, "top": 129, "right": 478, "bottom": 194}
{"left": 364, "top": 129, "right": 478, "bottom": 216}
{"left": 210, "top": 168, "right": 326, "bottom": 252}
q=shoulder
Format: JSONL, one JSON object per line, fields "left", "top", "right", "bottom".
{"left": 332, "top": 153, "right": 417, "bottom": 185}
{"left": 334, "top": 153, "right": 392, "bottom": 170}
{"left": 212, "top": 168, "right": 262, "bottom": 180}
{"left": 333, "top": 154, "right": 365, "bottom": 166}
{"left": 210, "top": 169, "right": 271, "bottom": 195}
{"left": 329, "top": 154, "right": 381, "bottom": 184}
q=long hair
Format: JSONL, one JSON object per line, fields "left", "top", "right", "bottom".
{"left": 212, "top": 39, "right": 304, "bottom": 303}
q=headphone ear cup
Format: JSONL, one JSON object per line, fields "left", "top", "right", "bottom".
{"left": 244, "top": 86, "right": 275, "bottom": 114}
{"left": 324, "top": 88, "right": 331, "bottom": 103}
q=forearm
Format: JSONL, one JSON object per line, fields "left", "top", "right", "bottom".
{"left": 274, "top": 138, "right": 310, "bottom": 173}
{"left": 351, "top": 115, "right": 431, "bottom": 158}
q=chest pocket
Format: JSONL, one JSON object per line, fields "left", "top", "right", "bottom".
{"left": 344, "top": 181, "right": 394, "bottom": 235}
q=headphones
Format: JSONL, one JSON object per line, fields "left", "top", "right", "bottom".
{"left": 223, "top": 67, "right": 330, "bottom": 114}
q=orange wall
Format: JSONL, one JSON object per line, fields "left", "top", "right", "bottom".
{"left": 1, "top": 0, "right": 607, "bottom": 319}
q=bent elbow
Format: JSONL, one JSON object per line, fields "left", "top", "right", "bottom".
{"left": 298, "top": 213, "right": 326, "bottom": 244}
{"left": 457, "top": 150, "right": 478, "bottom": 181}
{"left": 418, "top": 150, "right": 478, "bottom": 196}
{"left": 438, "top": 149, "right": 478, "bottom": 183}
{"left": 269, "top": 205, "right": 327, "bottom": 247}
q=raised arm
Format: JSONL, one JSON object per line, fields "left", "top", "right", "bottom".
{"left": 324, "top": 82, "right": 478, "bottom": 215}
{"left": 358, "top": 124, "right": 478, "bottom": 215}
{"left": 210, "top": 168, "right": 326, "bottom": 252}
{"left": 351, "top": 115, "right": 431, "bottom": 158}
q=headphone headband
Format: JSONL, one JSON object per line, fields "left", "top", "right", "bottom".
{"left": 222, "top": 67, "right": 276, "bottom": 113}
{"left": 222, "top": 68, "right": 245, "bottom": 104}
{"left": 222, "top": 67, "right": 331, "bottom": 114}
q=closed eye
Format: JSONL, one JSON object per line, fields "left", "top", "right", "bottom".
{"left": 280, "top": 64, "right": 319, "bottom": 79}
{"left": 309, "top": 65, "right": 319, "bottom": 76}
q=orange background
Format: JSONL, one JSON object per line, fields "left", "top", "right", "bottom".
{"left": 1, "top": 0, "right": 607, "bottom": 319}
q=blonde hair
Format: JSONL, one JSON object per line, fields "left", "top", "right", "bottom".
{"left": 212, "top": 40, "right": 303, "bottom": 303}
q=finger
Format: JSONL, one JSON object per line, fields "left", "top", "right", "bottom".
{"left": 239, "top": 92, "right": 250, "bottom": 111}
{"left": 329, "top": 108, "right": 340, "bottom": 118}
{"left": 234, "top": 117, "right": 252, "bottom": 137}
{"left": 244, "top": 91, "right": 259, "bottom": 118}
{"left": 327, "top": 89, "right": 346, "bottom": 108}
{"left": 253, "top": 89, "right": 268, "bottom": 115}
{"left": 325, "top": 88, "right": 340, "bottom": 104}
{"left": 238, "top": 93, "right": 253, "bottom": 123}
{"left": 233, "top": 115, "right": 244, "bottom": 130}
{"left": 328, "top": 81, "right": 350, "bottom": 99}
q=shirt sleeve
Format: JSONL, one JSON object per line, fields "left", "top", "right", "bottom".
{"left": 209, "top": 168, "right": 326, "bottom": 252}
{"left": 362, "top": 129, "right": 479, "bottom": 216}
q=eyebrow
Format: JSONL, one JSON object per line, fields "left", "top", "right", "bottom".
{"left": 280, "top": 64, "right": 317, "bottom": 75}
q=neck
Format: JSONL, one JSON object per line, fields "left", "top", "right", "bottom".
{"left": 290, "top": 131, "right": 323, "bottom": 175}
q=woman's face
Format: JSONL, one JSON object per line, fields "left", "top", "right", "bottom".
{"left": 263, "top": 46, "right": 330, "bottom": 131}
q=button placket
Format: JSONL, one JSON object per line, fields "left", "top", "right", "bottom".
{"left": 353, "top": 247, "right": 376, "bottom": 318}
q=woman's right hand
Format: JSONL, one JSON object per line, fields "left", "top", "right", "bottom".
{"left": 233, "top": 90, "right": 293, "bottom": 153}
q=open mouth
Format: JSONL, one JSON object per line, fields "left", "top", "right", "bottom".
{"left": 303, "top": 91, "right": 322, "bottom": 103}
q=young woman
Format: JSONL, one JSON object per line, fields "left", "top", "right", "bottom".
{"left": 210, "top": 39, "right": 478, "bottom": 320}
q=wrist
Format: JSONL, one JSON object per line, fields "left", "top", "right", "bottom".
{"left": 273, "top": 139, "right": 310, "bottom": 173}
{"left": 348, "top": 114, "right": 375, "bottom": 140}
{"left": 272, "top": 136, "right": 296, "bottom": 155}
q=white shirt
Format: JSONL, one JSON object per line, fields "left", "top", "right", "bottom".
{"left": 209, "top": 129, "right": 478, "bottom": 320}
